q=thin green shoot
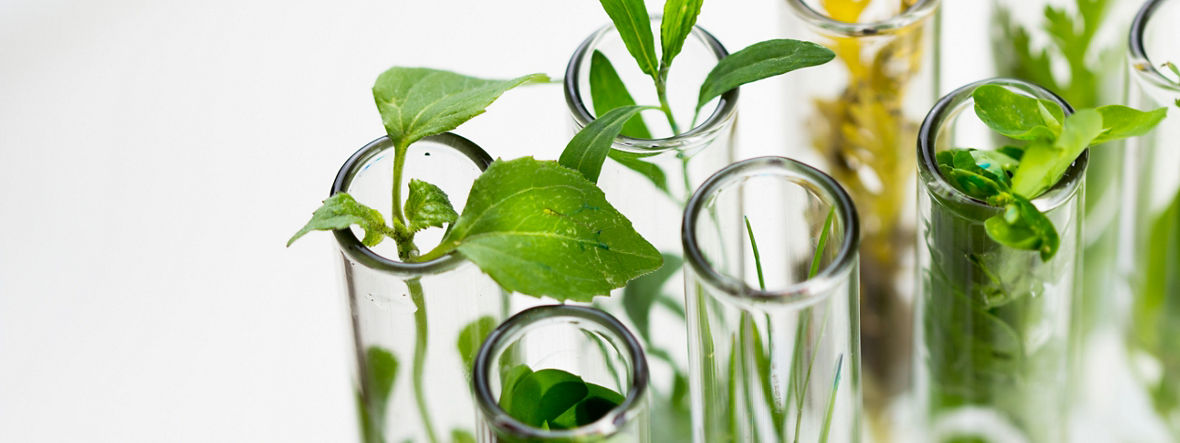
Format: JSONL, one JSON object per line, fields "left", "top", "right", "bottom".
{"left": 817, "top": 354, "right": 844, "bottom": 443}
{"left": 744, "top": 216, "right": 766, "bottom": 290}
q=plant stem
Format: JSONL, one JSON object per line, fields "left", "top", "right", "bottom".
{"left": 653, "top": 73, "right": 682, "bottom": 135}
{"left": 391, "top": 142, "right": 410, "bottom": 229}
{"left": 408, "top": 279, "right": 440, "bottom": 443}
{"left": 744, "top": 216, "right": 766, "bottom": 291}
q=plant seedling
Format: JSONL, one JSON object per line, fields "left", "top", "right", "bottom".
{"left": 938, "top": 84, "right": 1167, "bottom": 260}
{"left": 498, "top": 366, "right": 625, "bottom": 430}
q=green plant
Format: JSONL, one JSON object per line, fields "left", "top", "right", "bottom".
{"left": 1165, "top": 62, "right": 1180, "bottom": 108}
{"left": 736, "top": 209, "right": 840, "bottom": 442}
{"left": 498, "top": 366, "right": 625, "bottom": 431}
{"left": 938, "top": 85, "right": 1166, "bottom": 260}
{"left": 921, "top": 84, "right": 1165, "bottom": 441}
{"left": 289, "top": 67, "right": 673, "bottom": 443}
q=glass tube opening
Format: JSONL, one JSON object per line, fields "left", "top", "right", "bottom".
{"left": 1130, "top": 0, "right": 1180, "bottom": 93}
{"left": 682, "top": 156, "right": 861, "bottom": 310}
{"left": 331, "top": 133, "right": 493, "bottom": 276}
{"left": 917, "top": 78, "right": 1087, "bottom": 213}
{"left": 472, "top": 305, "right": 650, "bottom": 440}
{"left": 564, "top": 19, "right": 738, "bottom": 152}
{"left": 786, "top": 0, "right": 940, "bottom": 37}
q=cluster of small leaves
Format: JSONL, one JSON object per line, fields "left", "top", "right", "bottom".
{"left": 939, "top": 85, "right": 1166, "bottom": 260}
{"left": 593, "top": 0, "right": 834, "bottom": 137}
{"left": 290, "top": 67, "right": 666, "bottom": 303}
{"left": 498, "top": 366, "right": 625, "bottom": 430}
{"left": 996, "top": 0, "right": 1111, "bottom": 109}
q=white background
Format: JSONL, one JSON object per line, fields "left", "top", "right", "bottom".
{"left": 0, "top": 0, "right": 984, "bottom": 441}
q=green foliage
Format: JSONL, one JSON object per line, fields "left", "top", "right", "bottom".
{"left": 357, "top": 346, "right": 399, "bottom": 443}
{"left": 559, "top": 105, "right": 656, "bottom": 183}
{"left": 498, "top": 366, "right": 625, "bottom": 430}
{"left": 659, "top": 0, "right": 705, "bottom": 73}
{"left": 995, "top": 0, "right": 1111, "bottom": 108}
{"left": 288, "top": 193, "right": 395, "bottom": 247}
{"left": 938, "top": 85, "right": 1168, "bottom": 260}
{"left": 372, "top": 68, "right": 548, "bottom": 150}
{"left": 420, "top": 157, "right": 661, "bottom": 302}
{"left": 405, "top": 179, "right": 458, "bottom": 233}
{"left": 457, "top": 316, "right": 498, "bottom": 372}
{"left": 589, "top": 51, "right": 654, "bottom": 139}
{"left": 697, "top": 39, "right": 835, "bottom": 113}
{"left": 597, "top": 0, "right": 658, "bottom": 77}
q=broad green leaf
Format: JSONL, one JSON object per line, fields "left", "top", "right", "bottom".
{"left": 561, "top": 105, "right": 655, "bottom": 183}
{"left": 598, "top": 0, "right": 659, "bottom": 77}
{"left": 405, "top": 179, "right": 458, "bottom": 233}
{"left": 972, "top": 84, "right": 1063, "bottom": 141}
{"left": 1091, "top": 105, "right": 1168, "bottom": 145}
{"left": 456, "top": 316, "right": 497, "bottom": 372}
{"left": 622, "top": 253, "right": 683, "bottom": 340}
{"left": 984, "top": 196, "right": 1060, "bottom": 260}
{"left": 548, "top": 383, "right": 626, "bottom": 429}
{"left": 288, "top": 193, "right": 392, "bottom": 247}
{"left": 659, "top": 0, "right": 704, "bottom": 72}
{"left": 589, "top": 50, "right": 653, "bottom": 139}
{"left": 697, "top": 39, "right": 835, "bottom": 112}
{"left": 436, "top": 157, "right": 662, "bottom": 302}
{"left": 497, "top": 364, "right": 534, "bottom": 414}
{"left": 358, "top": 346, "right": 398, "bottom": 443}
{"left": 947, "top": 169, "right": 1006, "bottom": 201}
{"left": 372, "top": 67, "right": 547, "bottom": 149}
{"left": 1011, "top": 109, "right": 1103, "bottom": 197}
{"left": 503, "top": 368, "right": 588, "bottom": 427}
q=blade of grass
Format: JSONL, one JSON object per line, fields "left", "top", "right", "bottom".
{"left": 817, "top": 354, "right": 844, "bottom": 443}
{"left": 744, "top": 216, "right": 766, "bottom": 290}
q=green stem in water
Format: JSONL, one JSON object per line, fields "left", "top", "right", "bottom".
{"left": 408, "top": 279, "right": 440, "bottom": 443}
{"left": 654, "top": 72, "right": 682, "bottom": 135}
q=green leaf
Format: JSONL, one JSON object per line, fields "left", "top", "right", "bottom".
{"left": 1011, "top": 109, "right": 1103, "bottom": 197}
{"left": 288, "top": 193, "right": 392, "bottom": 247}
{"left": 456, "top": 316, "right": 497, "bottom": 372}
{"left": 972, "top": 84, "right": 1062, "bottom": 141}
{"left": 358, "top": 346, "right": 399, "bottom": 443}
{"left": 499, "top": 367, "right": 623, "bottom": 430}
{"left": 1091, "top": 105, "right": 1168, "bottom": 145}
{"left": 659, "top": 0, "right": 704, "bottom": 72}
{"left": 405, "top": 179, "right": 458, "bottom": 233}
{"left": 560, "top": 105, "right": 656, "bottom": 183}
{"left": 373, "top": 67, "right": 547, "bottom": 149}
{"left": 450, "top": 430, "right": 475, "bottom": 443}
{"left": 697, "top": 39, "right": 835, "bottom": 112}
{"left": 548, "top": 383, "right": 625, "bottom": 429}
{"left": 984, "top": 196, "right": 1060, "bottom": 260}
{"left": 433, "top": 157, "right": 663, "bottom": 302}
{"left": 608, "top": 150, "right": 670, "bottom": 194}
{"left": 810, "top": 207, "right": 836, "bottom": 279}
{"left": 744, "top": 216, "right": 766, "bottom": 290}
{"left": 622, "top": 253, "right": 683, "bottom": 340}
{"left": 589, "top": 50, "right": 653, "bottom": 139}
{"left": 598, "top": 0, "right": 659, "bottom": 77}
{"left": 497, "top": 364, "right": 534, "bottom": 415}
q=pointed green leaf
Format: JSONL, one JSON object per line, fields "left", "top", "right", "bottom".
{"left": 972, "top": 84, "right": 1063, "bottom": 141}
{"left": 659, "top": 0, "right": 704, "bottom": 72}
{"left": 589, "top": 50, "right": 653, "bottom": 139}
{"left": 373, "top": 67, "right": 547, "bottom": 148}
{"left": 435, "top": 157, "right": 662, "bottom": 302}
{"left": 288, "top": 193, "right": 392, "bottom": 247}
{"left": 598, "top": 0, "right": 658, "bottom": 77}
{"left": 404, "top": 179, "right": 458, "bottom": 233}
{"left": 559, "top": 105, "right": 655, "bottom": 183}
{"left": 697, "top": 39, "right": 835, "bottom": 112}
{"left": 1091, "top": 105, "right": 1168, "bottom": 145}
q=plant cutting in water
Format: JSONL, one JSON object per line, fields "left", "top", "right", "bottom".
{"left": 938, "top": 85, "right": 1166, "bottom": 260}
{"left": 736, "top": 210, "right": 840, "bottom": 442}
{"left": 497, "top": 366, "right": 625, "bottom": 430}
{"left": 288, "top": 66, "right": 679, "bottom": 442}
{"left": 581, "top": 1, "right": 835, "bottom": 438}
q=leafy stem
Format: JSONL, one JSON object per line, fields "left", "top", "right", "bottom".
{"left": 654, "top": 72, "right": 682, "bottom": 134}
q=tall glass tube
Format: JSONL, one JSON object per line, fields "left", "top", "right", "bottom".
{"left": 473, "top": 305, "right": 650, "bottom": 443}
{"left": 914, "top": 79, "right": 1083, "bottom": 443}
{"left": 564, "top": 19, "right": 738, "bottom": 442}
{"left": 334, "top": 133, "right": 510, "bottom": 443}
{"left": 683, "top": 156, "right": 863, "bottom": 443}
{"left": 779, "top": 1, "right": 939, "bottom": 432}
{"left": 1123, "top": 0, "right": 1180, "bottom": 439}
